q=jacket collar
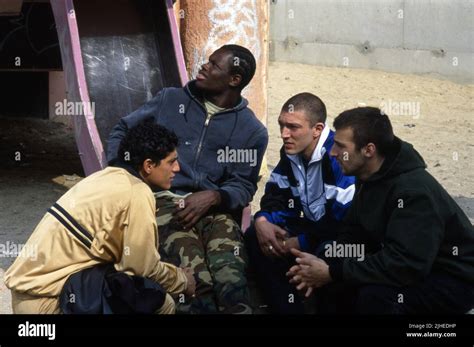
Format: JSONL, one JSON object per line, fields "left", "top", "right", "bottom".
{"left": 184, "top": 80, "right": 248, "bottom": 112}
{"left": 111, "top": 161, "right": 143, "bottom": 182}
{"left": 286, "top": 124, "right": 331, "bottom": 166}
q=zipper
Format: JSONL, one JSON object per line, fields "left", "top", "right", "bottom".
{"left": 187, "top": 87, "right": 235, "bottom": 186}
{"left": 191, "top": 106, "right": 230, "bottom": 170}
{"left": 193, "top": 113, "right": 212, "bottom": 170}
{"left": 304, "top": 161, "right": 323, "bottom": 221}
{"left": 289, "top": 156, "right": 313, "bottom": 219}
{"left": 304, "top": 166, "right": 309, "bottom": 214}
{"left": 192, "top": 110, "right": 233, "bottom": 189}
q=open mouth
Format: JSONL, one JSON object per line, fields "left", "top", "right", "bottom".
{"left": 196, "top": 71, "right": 206, "bottom": 81}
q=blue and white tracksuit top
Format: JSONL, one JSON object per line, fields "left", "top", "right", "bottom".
{"left": 254, "top": 126, "right": 355, "bottom": 252}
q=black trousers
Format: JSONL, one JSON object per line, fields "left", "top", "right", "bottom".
{"left": 316, "top": 273, "right": 474, "bottom": 314}
{"left": 244, "top": 225, "right": 305, "bottom": 313}
{"left": 245, "top": 224, "right": 332, "bottom": 314}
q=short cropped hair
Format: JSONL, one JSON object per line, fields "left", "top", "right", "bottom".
{"left": 281, "top": 92, "right": 327, "bottom": 126}
{"left": 333, "top": 107, "right": 394, "bottom": 156}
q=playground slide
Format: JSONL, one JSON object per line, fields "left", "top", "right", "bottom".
{"left": 51, "top": 0, "right": 188, "bottom": 175}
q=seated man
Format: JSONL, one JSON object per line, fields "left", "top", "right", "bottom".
{"left": 245, "top": 93, "right": 355, "bottom": 313}
{"left": 106, "top": 45, "right": 268, "bottom": 313}
{"left": 288, "top": 107, "right": 474, "bottom": 314}
{"left": 5, "top": 122, "right": 195, "bottom": 314}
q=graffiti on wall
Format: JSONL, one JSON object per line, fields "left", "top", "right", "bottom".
{"left": 0, "top": 2, "right": 61, "bottom": 69}
{"left": 191, "top": 0, "right": 261, "bottom": 87}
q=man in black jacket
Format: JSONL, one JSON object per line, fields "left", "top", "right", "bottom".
{"left": 287, "top": 107, "right": 474, "bottom": 314}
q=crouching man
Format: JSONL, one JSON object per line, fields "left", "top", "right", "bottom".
{"left": 5, "top": 121, "right": 196, "bottom": 314}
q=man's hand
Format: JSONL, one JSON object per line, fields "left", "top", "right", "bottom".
{"left": 282, "top": 236, "right": 300, "bottom": 254}
{"left": 286, "top": 248, "right": 332, "bottom": 297}
{"left": 254, "top": 216, "right": 288, "bottom": 258}
{"left": 182, "top": 267, "right": 196, "bottom": 297}
{"left": 173, "top": 191, "right": 221, "bottom": 230}
{"left": 287, "top": 264, "right": 314, "bottom": 298}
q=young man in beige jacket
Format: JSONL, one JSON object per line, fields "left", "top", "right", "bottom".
{"left": 5, "top": 122, "right": 195, "bottom": 314}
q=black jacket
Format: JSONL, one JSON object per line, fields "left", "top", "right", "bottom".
{"left": 329, "top": 138, "right": 474, "bottom": 287}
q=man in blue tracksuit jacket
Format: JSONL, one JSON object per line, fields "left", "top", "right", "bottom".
{"left": 107, "top": 45, "right": 268, "bottom": 313}
{"left": 244, "top": 93, "right": 354, "bottom": 313}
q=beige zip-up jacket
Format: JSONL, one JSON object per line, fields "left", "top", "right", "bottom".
{"left": 5, "top": 166, "right": 187, "bottom": 297}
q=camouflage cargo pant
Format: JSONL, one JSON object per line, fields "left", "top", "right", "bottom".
{"left": 155, "top": 191, "right": 250, "bottom": 314}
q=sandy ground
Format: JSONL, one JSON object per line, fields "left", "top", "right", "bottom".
{"left": 252, "top": 62, "right": 474, "bottom": 219}
{"left": 0, "top": 118, "right": 83, "bottom": 313}
{"left": 1, "top": 62, "right": 473, "bottom": 313}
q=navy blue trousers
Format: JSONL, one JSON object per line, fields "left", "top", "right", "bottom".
{"left": 245, "top": 224, "right": 317, "bottom": 314}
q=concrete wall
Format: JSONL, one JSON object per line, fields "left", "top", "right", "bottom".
{"left": 270, "top": 0, "right": 474, "bottom": 83}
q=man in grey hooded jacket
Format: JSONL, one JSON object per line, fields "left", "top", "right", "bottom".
{"left": 107, "top": 45, "right": 268, "bottom": 313}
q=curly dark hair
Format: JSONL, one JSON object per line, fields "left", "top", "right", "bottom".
{"left": 118, "top": 120, "right": 178, "bottom": 170}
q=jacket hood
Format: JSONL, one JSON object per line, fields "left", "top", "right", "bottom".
{"left": 366, "top": 137, "right": 427, "bottom": 183}
{"left": 184, "top": 80, "right": 249, "bottom": 112}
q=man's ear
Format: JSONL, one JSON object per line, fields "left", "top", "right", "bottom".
{"left": 364, "top": 143, "right": 377, "bottom": 158}
{"left": 312, "top": 122, "right": 325, "bottom": 138}
{"left": 229, "top": 74, "right": 242, "bottom": 88}
{"left": 142, "top": 159, "right": 155, "bottom": 174}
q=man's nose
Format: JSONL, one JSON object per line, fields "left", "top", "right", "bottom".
{"left": 174, "top": 162, "right": 180, "bottom": 172}
{"left": 281, "top": 128, "right": 290, "bottom": 138}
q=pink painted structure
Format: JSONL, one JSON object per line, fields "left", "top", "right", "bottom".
{"left": 50, "top": 0, "right": 250, "bottom": 230}
{"left": 51, "top": 0, "right": 188, "bottom": 175}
